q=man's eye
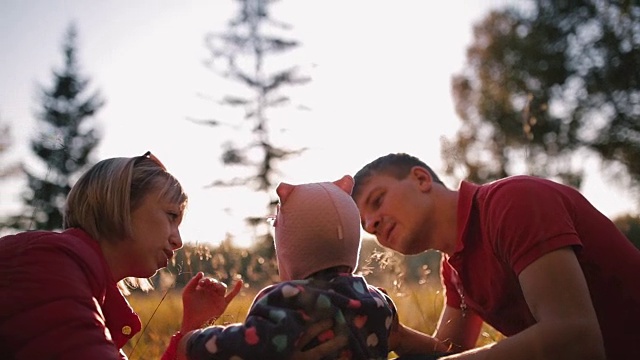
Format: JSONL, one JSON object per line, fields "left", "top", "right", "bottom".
{"left": 373, "top": 195, "right": 383, "bottom": 207}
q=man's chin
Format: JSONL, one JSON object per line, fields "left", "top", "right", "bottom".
{"left": 402, "top": 248, "right": 425, "bottom": 256}
{"left": 400, "top": 240, "right": 429, "bottom": 255}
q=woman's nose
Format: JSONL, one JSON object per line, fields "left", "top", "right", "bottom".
{"left": 170, "top": 229, "right": 183, "bottom": 250}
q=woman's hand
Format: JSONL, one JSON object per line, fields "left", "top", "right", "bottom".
{"left": 290, "top": 318, "right": 349, "bottom": 360}
{"left": 180, "top": 272, "right": 243, "bottom": 332}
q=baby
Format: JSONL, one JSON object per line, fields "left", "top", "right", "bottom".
{"left": 177, "top": 175, "right": 448, "bottom": 359}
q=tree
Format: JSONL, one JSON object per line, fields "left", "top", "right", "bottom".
{"left": 196, "top": 0, "right": 309, "bottom": 243}
{"left": 4, "top": 23, "right": 103, "bottom": 231}
{"left": 0, "top": 117, "right": 20, "bottom": 227}
{"left": 0, "top": 118, "right": 19, "bottom": 179}
{"left": 613, "top": 213, "right": 640, "bottom": 249}
{"left": 444, "top": 0, "right": 640, "bottom": 205}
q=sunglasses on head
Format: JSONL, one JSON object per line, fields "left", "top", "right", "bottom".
{"left": 135, "top": 150, "right": 167, "bottom": 171}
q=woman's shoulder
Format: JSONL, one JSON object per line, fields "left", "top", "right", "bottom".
{"left": 0, "top": 229, "right": 108, "bottom": 290}
{"left": 2, "top": 229, "right": 99, "bottom": 259}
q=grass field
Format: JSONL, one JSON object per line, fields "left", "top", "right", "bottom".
{"left": 122, "top": 282, "right": 503, "bottom": 359}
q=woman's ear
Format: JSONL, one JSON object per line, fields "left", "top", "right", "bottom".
{"left": 411, "top": 166, "right": 433, "bottom": 192}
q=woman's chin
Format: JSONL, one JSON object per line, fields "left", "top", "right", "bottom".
{"left": 133, "top": 267, "right": 159, "bottom": 279}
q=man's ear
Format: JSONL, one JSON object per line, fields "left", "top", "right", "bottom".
{"left": 410, "top": 166, "right": 433, "bottom": 192}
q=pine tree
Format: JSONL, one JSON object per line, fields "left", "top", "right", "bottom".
{"left": 0, "top": 118, "right": 19, "bottom": 179}
{"left": 201, "top": 0, "right": 309, "bottom": 191}
{"left": 6, "top": 23, "right": 104, "bottom": 231}
{"left": 197, "top": 0, "right": 309, "bottom": 247}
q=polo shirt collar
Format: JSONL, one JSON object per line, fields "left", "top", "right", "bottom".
{"left": 453, "top": 181, "right": 481, "bottom": 256}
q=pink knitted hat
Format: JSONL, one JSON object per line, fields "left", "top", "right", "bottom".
{"left": 273, "top": 175, "right": 362, "bottom": 282}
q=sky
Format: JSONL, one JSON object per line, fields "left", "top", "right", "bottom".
{"left": 1, "top": 0, "right": 636, "bottom": 248}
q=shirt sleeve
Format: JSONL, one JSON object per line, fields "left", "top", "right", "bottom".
{"left": 186, "top": 283, "right": 307, "bottom": 360}
{"left": 483, "top": 178, "right": 583, "bottom": 275}
{"left": 0, "top": 238, "right": 123, "bottom": 359}
{"left": 370, "top": 285, "right": 397, "bottom": 320}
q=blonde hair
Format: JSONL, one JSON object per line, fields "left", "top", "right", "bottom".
{"left": 63, "top": 154, "right": 188, "bottom": 292}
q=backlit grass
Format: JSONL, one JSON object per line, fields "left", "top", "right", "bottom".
{"left": 122, "top": 282, "right": 503, "bottom": 359}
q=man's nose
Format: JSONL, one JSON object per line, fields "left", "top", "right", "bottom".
{"left": 362, "top": 214, "right": 379, "bottom": 235}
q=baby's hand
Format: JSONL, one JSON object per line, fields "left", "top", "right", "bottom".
{"left": 180, "top": 272, "right": 243, "bottom": 332}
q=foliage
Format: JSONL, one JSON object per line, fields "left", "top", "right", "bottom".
{"left": 613, "top": 213, "right": 640, "bottom": 249}
{"left": 152, "top": 239, "right": 442, "bottom": 292}
{"left": 445, "top": 0, "right": 640, "bottom": 204}
{"left": 2, "top": 23, "right": 103, "bottom": 231}
{"left": 163, "top": 237, "right": 280, "bottom": 290}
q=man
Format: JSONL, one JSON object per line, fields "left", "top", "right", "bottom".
{"left": 352, "top": 153, "right": 640, "bottom": 360}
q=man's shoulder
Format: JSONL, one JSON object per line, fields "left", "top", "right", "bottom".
{"left": 477, "top": 175, "right": 570, "bottom": 201}
{"left": 484, "top": 175, "right": 549, "bottom": 189}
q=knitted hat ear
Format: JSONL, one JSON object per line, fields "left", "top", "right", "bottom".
{"left": 273, "top": 175, "right": 362, "bottom": 282}
{"left": 333, "top": 175, "right": 354, "bottom": 195}
{"left": 274, "top": 182, "right": 295, "bottom": 228}
{"left": 276, "top": 182, "right": 295, "bottom": 204}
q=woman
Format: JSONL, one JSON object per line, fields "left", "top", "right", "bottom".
{"left": 0, "top": 152, "right": 342, "bottom": 360}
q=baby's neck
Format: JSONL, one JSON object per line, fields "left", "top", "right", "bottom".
{"left": 307, "top": 265, "right": 352, "bottom": 280}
